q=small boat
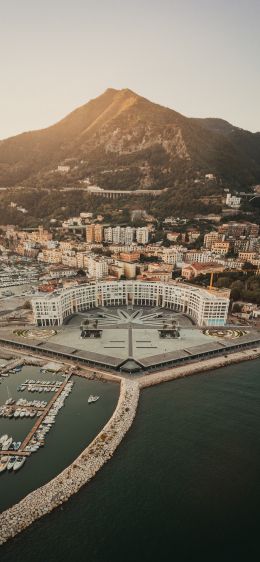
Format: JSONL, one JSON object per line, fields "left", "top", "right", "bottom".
{"left": 88, "top": 395, "right": 100, "bottom": 404}
{"left": 2, "top": 437, "right": 12, "bottom": 450}
{"left": 7, "top": 456, "right": 17, "bottom": 470}
{"left": 13, "top": 457, "right": 26, "bottom": 471}
{"left": 0, "top": 457, "right": 9, "bottom": 473}
{"left": 0, "top": 434, "right": 8, "bottom": 444}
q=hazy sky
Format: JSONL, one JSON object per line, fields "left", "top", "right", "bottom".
{"left": 1, "top": 0, "right": 259, "bottom": 139}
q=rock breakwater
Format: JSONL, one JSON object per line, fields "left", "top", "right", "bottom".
{"left": 139, "top": 347, "right": 260, "bottom": 388}
{"left": 0, "top": 378, "right": 140, "bottom": 545}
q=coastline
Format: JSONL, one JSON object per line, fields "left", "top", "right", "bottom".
{"left": 139, "top": 347, "right": 260, "bottom": 388}
{"left": 0, "top": 346, "right": 260, "bottom": 545}
{"left": 0, "top": 378, "right": 140, "bottom": 545}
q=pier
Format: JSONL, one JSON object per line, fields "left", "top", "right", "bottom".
{"left": 1, "top": 451, "right": 30, "bottom": 457}
{"left": 0, "top": 378, "right": 139, "bottom": 545}
{"left": 0, "top": 344, "right": 260, "bottom": 545}
{"left": 20, "top": 375, "right": 71, "bottom": 452}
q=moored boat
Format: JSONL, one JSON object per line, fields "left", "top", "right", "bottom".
{"left": 2, "top": 437, "right": 12, "bottom": 450}
{"left": 7, "top": 456, "right": 17, "bottom": 470}
{"left": 13, "top": 457, "right": 26, "bottom": 471}
{"left": 0, "top": 456, "right": 9, "bottom": 473}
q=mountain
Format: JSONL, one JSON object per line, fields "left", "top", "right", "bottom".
{"left": 0, "top": 88, "right": 260, "bottom": 193}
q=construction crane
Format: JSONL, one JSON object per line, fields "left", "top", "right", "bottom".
{"left": 209, "top": 268, "right": 259, "bottom": 290}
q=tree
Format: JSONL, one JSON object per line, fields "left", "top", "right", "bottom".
{"left": 76, "top": 269, "right": 86, "bottom": 276}
{"left": 216, "top": 276, "right": 231, "bottom": 288}
{"left": 230, "top": 287, "right": 241, "bottom": 301}
{"left": 242, "top": 261, "right": 256, "bottom": 272}
{"left": 232, "top": 303, "right": 242, "bottom": 313}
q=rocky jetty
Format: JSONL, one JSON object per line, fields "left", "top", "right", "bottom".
{"left": 139, "top": 348, "right": 260, "bottom": 388}
{"left": 0, "top": 379, "right": 140, "bottom": 545}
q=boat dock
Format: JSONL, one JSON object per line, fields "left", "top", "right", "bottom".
{"left": 19, "top": 374, "right": 71, "bottom": 452}
{"left": 1, "top": 451, "right": 30, "bottom": 457}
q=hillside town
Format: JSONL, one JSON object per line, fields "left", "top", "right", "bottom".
{"left": 1, "top": 210, "right": 260, "bottom": 323}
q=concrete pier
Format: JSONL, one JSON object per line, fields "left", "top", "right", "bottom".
{"left": 20, "top": 376, "right": 71, "bottom": 452}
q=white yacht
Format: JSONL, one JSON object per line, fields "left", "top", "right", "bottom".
{"left": 88, "top": 395, "right": 100, "bottom": 404}
{"left": 13, "top": 457, "right": 26, "bottom": 471}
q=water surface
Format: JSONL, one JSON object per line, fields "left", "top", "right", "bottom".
{"left": 0, "top": 366, "right": 119, "bottom": 511}
{"left": 1, "top": 360, "right": 260, "bottom": 562}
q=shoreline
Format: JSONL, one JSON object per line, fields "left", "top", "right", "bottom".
{"left": 0, "top": 378, "right": 140, "bottom": 546}
{"left": 0, "top": 346, "right": 260, "bottom": 545}
{"left": 139, "top": 347, "right": 260, "bottom": 388}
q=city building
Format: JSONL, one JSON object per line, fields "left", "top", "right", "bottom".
{"left": 226, "top": 193, "right": 241, "bottom": 208}
{"left": 204, "top": 231, "right": 223, "bottom": 249}
{"left": 211, "top": 241, "right": 231, "bottom": 255}
{"left": 86, "top": 224, "right": 104, "bottom": 243}
{"left": 218, "top": 222, "right": 259, "bottom": 238}
{"left": 136, "top": 227, "right": 149, "bottom": 244}
{"left": 181, "top": 263, "right": 225, "bottom": 281}
{"left": 88, "top": 257, "right": 109, "bottom": 279}
{"left": 104, "top": 226, "right": 135, "bottom": 245}
{"left": 32, "top": 280, "right": 230, "bottom": 328}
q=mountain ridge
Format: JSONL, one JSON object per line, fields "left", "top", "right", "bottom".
{"left": 0, "top": 87, "right": 259, "bottom": 191}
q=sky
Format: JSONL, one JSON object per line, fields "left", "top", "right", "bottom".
{"left": 0, "top": 0, "right": 259, "bottom": 139}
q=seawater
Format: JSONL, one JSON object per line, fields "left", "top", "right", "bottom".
{"left": 1, "top": 360, "right": 260, "bottom": 562}
{"left": 0, "top": 366, "right": 119, "bottom": 512}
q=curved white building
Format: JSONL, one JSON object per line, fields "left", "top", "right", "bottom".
{"left": 32, "top": 281, "right": 229, "bottom": 328}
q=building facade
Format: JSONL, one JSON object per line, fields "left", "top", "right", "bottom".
{"left": 32, "top": 280, "right": 229, "bottom": 328}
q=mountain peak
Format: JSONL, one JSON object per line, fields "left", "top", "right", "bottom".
{"left": 0, "top": 88, "right": 259, "bottom": 193}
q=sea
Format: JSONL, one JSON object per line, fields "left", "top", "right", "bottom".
{"left": 1, "top": 359, "right": 260, "bottom": 562}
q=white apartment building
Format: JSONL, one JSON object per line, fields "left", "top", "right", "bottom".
{"left": 125, "top": 227, "right": 135, "bottom": 244}
{"left": 104, "top": 227, "right": 113, "bottom": 243}
{"left": 160, "top": 247, "right": 186, "bottom": 265}
{"left": 184, "top": 251, "right": 213, "bottom": 263}
{"left": 104, "top": 226, "right": 135, "bottom": 245}
{"left": 88, "top": 257, "right": 109, "bottom": 279}
{"left": 32, "top": 280, "right": 229, "bottom": 328}
{"left": 226, "top": 193, "right": 241, "bottom": 208}
{"left": 136, "top": 227, "right": 149, "bottom": 244}
{"left": 38, "top": 249, "right": 62, "bottom": 264}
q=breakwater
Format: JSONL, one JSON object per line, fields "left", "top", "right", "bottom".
{"left": 139, "top": 347, "right": 260, "bottom": 388}
{"left": 0, "top": 355, "right": 43, "bottom": 377}
{"left": 1, "top": 345, "right": 260, "bottom": 545}
{"left": 0, "top": 378, "right": 139, "bottom": 545}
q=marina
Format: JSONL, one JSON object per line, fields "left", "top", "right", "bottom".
{"left": 0, "top": 377, "right": 139, "bottom": 545}
{"left": 0, "top": 364, "right": 119, "bottom": 512}
{"left": 0, "top": 399, "right": 47, "bottom": 419}
{"left": 0, "top": 366, "right": 74, "bottom": 473}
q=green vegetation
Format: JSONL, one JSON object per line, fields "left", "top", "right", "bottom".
{"left": 194, "top": 272, "right": 260, "bottom": 305}
{"left": 0, "top": 88, "right": 259, "bottom": 196}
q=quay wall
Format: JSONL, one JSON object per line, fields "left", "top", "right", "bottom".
{"left": 0, "top": 378, "right": 140, "bottom": 545}
{"left": 1, "top": 345, "right": 260, "bottom": 544}
{"left": 139, "top": 347, "right": 260, "bottom": 388}
{"left": 0, "top": 355, "right": 43, "bottom": 376}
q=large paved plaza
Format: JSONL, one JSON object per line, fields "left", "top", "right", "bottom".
{"left": 1, "top": 306, "right": 259, "bottom": 373}
{"left": 48, "top": 306, "right": 224, "bottom": 362}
